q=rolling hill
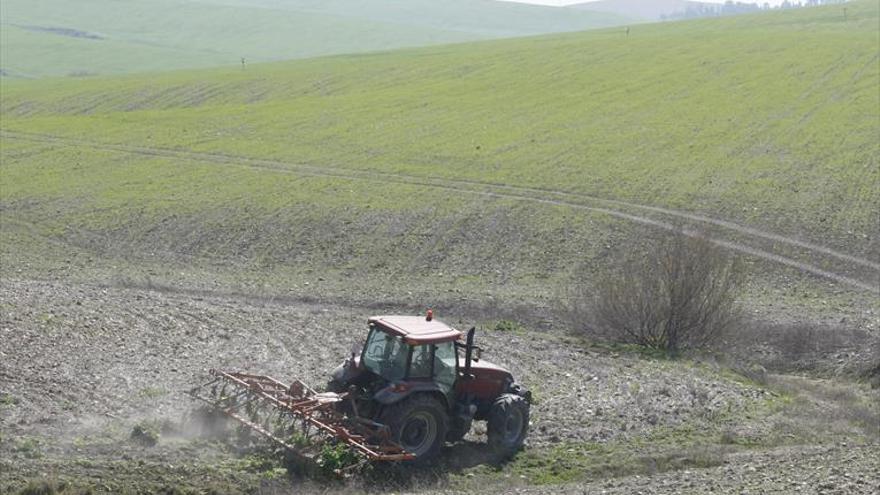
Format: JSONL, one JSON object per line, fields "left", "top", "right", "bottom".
{"left": 1, "top": 1, "right": 877, "bottom": 313}
{"left": 0, "top": 0, "right": 631, "bottom": 78}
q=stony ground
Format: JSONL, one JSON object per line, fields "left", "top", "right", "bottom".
{"left": 585, "top": 444, "right": 879, "bottom": 495}
{"left": 1, "top": 277, "right": 878, "bottom": 494}
{"left": 471, "top": 444, "right": 880, "bottom": 495}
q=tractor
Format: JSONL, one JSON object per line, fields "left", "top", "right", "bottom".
{"left": 326, "top": 312, "right": 532, "bottom": 462}
{"left": 189, "top": 311, "right": 531, "bottom": 466}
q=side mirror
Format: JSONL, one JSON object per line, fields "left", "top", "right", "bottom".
{"left": 350, "top": 341, "right": 362, "bottom": 358}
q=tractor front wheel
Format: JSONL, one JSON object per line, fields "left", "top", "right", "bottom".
{"left": 380, "top": 394, "right": 448, "bottom": 464}
{"left": 487, "top": 393, "right": 529, "bottom": 459}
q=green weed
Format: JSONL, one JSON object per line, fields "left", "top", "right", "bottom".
{"left": 318, "top": 443, "right": 361, "bottom": 476}
{"left": 492, "top": 320, "right": 524, "bottom": 333}
{"left": 0, "top": 393, "right": 17, "bottom": 408}
{"left": 14, "top": 437, "right": 43, "bottom": 459}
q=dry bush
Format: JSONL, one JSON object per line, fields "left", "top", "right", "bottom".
{"left": 17, "top": 480, "right": 93, "bottom": 495}
{"left": 570, "top": 229, "right": 744, "bottom": 355}
{"left": 724, "top": 319, "right": 878, "bottom": 376}
{"left": 765, "top": 375, "right": 880, "bottom": 441}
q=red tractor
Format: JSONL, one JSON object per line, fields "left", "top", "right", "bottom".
{"left": 189, "top": 312, "right": 530, "bottom": 466}
{"left": 326, "top": 313, "right": 532, "bottom": 462}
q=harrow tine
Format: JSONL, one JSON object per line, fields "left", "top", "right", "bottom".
{"left": 188, "top": 370, "right": 415, "bottom": 463}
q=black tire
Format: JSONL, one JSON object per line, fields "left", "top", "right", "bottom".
{"left": 487, "top": 393, "right": 529, "bottom": 459}
{"left": 380, "top": 394, "right": 448, "bottom": 464}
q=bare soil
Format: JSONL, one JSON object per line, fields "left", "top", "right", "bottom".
{"left": 1, "top": 277, "right": 877, "bottom": 493}
{"left": 453, "top": 445, "right": 880, "bottom": 495}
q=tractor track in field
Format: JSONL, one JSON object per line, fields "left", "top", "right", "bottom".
{"left": 2, "top": 129, "right": 878, "bottom": 292}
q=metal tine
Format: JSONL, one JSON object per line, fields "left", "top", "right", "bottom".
{"left": 194, "top": 370, "right": 416, "bottom": 462}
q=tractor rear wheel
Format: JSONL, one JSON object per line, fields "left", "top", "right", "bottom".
{"left": 380, "top": 394, "right": 448, "bottom": 464}
{"left": 487, "top": 393, "right": 529, "bottom": 459}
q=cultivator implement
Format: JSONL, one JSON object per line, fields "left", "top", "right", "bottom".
{"left": 187, "top": 370, "right": 415, "bottom": 465}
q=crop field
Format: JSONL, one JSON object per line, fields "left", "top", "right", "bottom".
{"left": 2, "top": 1, "right": 878, "bottom": 307}
{"left": 0, "top": 0, "right": 630, "bottom": 78}
{"left": 1, "top": 1, "right": 879, "bottom": 494}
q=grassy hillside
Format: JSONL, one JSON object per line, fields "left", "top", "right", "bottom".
{"left": 0, "top": 0, "right": 630, "bottom": 78}
{"left": 1, "top": 1, "right": 878, "bottom": 313}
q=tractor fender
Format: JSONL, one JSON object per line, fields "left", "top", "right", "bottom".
{"left": 508, "top": 381, "right": 533, "bottom": 405}
{"left": 373, "top": 382, "right": 449, "bottom": 409}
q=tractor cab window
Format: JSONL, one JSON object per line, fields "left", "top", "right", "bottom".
{"left": 433, "top": 341, "right": 457, "bottom": 393}
{"left": 409, "top": 345, "right": 433, "bottom": 379}
{"left": 362, "top": 328, "right": 407, "bottom": 382}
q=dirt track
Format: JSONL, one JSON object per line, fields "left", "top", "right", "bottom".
{"left": 3, "top": 130, "right": 877, "bottom": 292}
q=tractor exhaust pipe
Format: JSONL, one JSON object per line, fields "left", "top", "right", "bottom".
{"left": 464, "top": 327, "right": 475, "bottom": 376}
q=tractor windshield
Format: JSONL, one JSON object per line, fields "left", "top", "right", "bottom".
{"left": 362, "top": 328, "right": 408, "bottom": 382}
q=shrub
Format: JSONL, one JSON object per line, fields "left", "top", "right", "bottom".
{"left": 721, "top": 319, "right": 876, "bottom": 375}
{"left": 573, "top": 229, "right": 743, "bottom": 355}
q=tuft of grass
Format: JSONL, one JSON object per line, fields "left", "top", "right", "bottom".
{"left": 130, "top": 422, "right": 160, "bottom": 447}
{"left": 13, "top": 437, "right": 43, "bottom": 459}
{"left": 137, "top": 387, "right": 167, "bottom": 399}
{"left": 492, "top": 320, "right": 524, "bottom": 333}
{"left": 231, "top": 453, "right": 288, "bottom": 480}
{"left": 0, "top": 393, "right": 18, "bottom": 408}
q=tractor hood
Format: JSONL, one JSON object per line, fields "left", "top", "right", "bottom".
{"left": 458, "top": 356, "right": 512, "bottom": 380}
{"left": 456, "top": 356, "right": 512, "bottom": 400}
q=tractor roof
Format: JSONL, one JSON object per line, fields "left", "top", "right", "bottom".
{"left": 369, "top": 315, "right": 462, "bottom": 345}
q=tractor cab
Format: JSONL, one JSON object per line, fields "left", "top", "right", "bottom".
{"left": 360, "top": 315, "right": 460, "bottom": 398}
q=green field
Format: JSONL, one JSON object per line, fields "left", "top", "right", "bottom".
{"left": 2, "top": 5, "right": 879, "bottom": 493}
{"left": 1, "top": 1, "right": 878, "bottom": 313}
{"left": 0, "top": 0, "right": 631, "bottom": 78}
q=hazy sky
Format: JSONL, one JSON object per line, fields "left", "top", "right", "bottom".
{"left": 501, "top": 0, "right": 789, "bottom": 6}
